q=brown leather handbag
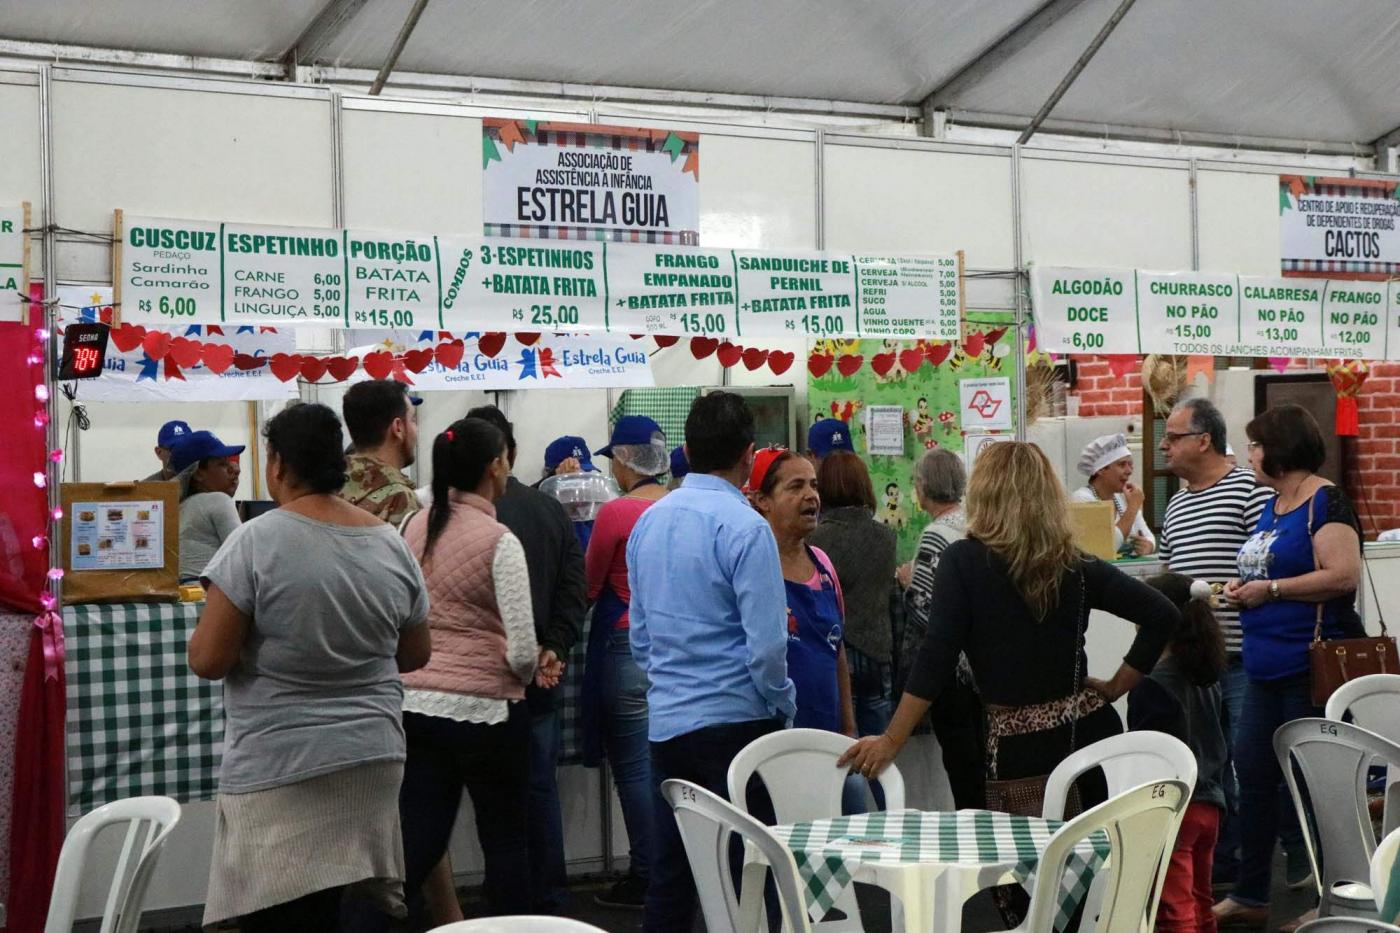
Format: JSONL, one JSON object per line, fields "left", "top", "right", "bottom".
{"left": 1304, "top": 492, "right": 1395, "bottom": 706}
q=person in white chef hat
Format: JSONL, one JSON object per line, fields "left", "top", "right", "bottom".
{"left": 1069, "top": 433, "right": 1156, "bottom": 557}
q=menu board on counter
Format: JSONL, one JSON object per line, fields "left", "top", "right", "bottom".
{"left": 70, "top": 499, "right": 166, "bottom": 571}
{"left": 117, "top": 213, "right": 962, "bottom": 340}
{"left": 1032, "top": 265, "right": 1400, "bottom": 360}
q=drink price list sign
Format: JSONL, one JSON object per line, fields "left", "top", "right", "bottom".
{"left": 1032, "top": 264, "right": 1400, "bottom": 361}
{"left": 117, "top": 212, "right": 962, "bottom": 339}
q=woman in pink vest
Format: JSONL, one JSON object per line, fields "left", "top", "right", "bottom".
{"left": 385, "top": 416, "right": 539, "bottom": 924}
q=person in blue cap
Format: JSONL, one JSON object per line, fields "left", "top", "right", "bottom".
{"left": 666, "top": 445, "right": 689, "bottom": 491}
{"left": 540, "top": 435, "right": 600, "bottom": 482}
{"left": 146, "top": 419, "right": 192, "bottom": 481}
{"left": 168, "top": 430, "right": 245, "bottom": 582}
{"left": 806, "top": 417, "right": 857, "bottom": 465}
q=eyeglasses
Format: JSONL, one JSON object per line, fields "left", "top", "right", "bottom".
{"left": 1246, "top": 441, "right": 1263, "bottom": 450}
{"left": 1161, "top": 431, "right": 1205, "bottom": 444}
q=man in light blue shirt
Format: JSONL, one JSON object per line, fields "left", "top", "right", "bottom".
{"left": 628, "top": 391, "right": 794, "bottom": 931}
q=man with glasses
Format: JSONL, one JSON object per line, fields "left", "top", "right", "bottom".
{"left": 1158, "top": 397, "right": 1287, "bottom": 894}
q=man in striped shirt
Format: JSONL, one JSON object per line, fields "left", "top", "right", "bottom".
{"left": 1158, "top": 397, "right": 1306, "bottom": 892}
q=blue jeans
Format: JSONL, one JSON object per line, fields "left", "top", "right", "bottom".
{"left": 602, "top": 629, "right": 653, "bottom": 880}
{"left": 1213, "top": 658, "right": 1247, "bottom": 878}
{"left": 851, "top": 657, "right": 893, "bottom": 739}
{"left": 1231, "top": 673, "right": 1320, "bottom": 906}
{"left": 529, "top": 703, "right": 569, "bottom": 912}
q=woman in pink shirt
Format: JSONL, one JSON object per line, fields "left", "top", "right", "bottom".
{"left": 581, "top": 415, "right": 669, "bottom": 909}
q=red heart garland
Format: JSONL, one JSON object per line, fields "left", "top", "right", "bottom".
{"left": 435, "top": 339, "right": 466, "bottom": 370}
{"left": 327, "top": 356, "right": 360, "bottom": 381}
{"left": 629, "top": 334, "right": 645, "bottom": 340}
{"left": 807, "top": 352, "right": 835, "bottom": 378}
{"left": 141, "top": 331, "right": 172, "bottom": 360}
{"left": 690, "top": 336, "right": 719, "bottom": 359}
{"left": 870, "top": 352, "right": 896, "bottom": 377}
{"left": 477, "top": 333, "right": 507, "bottom": 358}
{"left": 164, "top": 359, "right": 186, "bottom": 381}
{"left": 984, "top": 326, "right": 1008, "bottom": 345}
{"left": 168, "top": 336, "right": 203, "bottom": 369}
{"left": 363, "top": 351, "right": 395, "bottom": 380}
{"left": 716, "top": 342, "right": 743, "bottom": 368}
{"left": 899, "top": 349, "right": 925, "bottom": 374}
{"left": 926, "top": 342, "right": 953, "bottom": 367}
{"left": 110, "top": 324, "right": 146, "bottom": 353}
{"left": 233, "top": 353, "right": 265, "bottom": 371}
{"left": 403, "top": 348, "right": 434, "bottom": 373}
{"left": 201, "top": 343, "right": 235, "bottom": 375}
{"left": 962, "top": 332, "right": 985, "bottom": 359}
{"left": 269, "top": 353, "right": 302, "bottom": 383}
{"left": 654, "top": 335, "right": 680, "bottom": 348}
{"left": 741, "top": 347, "right": 769, "bottom": 371}
{"left": 300, "top": 356, "right": 329, "bottom": 383}
{"left": 1104, "top": 354, "right": 1139, "bottom": 379}
{"left": 515, "top": 332, "right": 541, "bottom": 346}
{"left": 768, "top": 350, "right": 795, "bottom": 375}
{"left": 836, "top": 354, "right": 864, "bottom": 377}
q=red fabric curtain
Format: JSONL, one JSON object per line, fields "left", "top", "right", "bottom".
{"left": 2, "top": 289, "right": 67, "bottom": 931}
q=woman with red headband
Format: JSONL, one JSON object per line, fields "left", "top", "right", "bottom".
{"left": 748, "top": 448, "right": 857, "bottom": 739}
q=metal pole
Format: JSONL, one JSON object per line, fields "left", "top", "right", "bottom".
{"left": 1017, "top": 0, "right": 1139, "bottom": 146}
{"left": 1012, "top": 144, "right": 1027, "bottom": 441}
{"left": 368, "top": 0, "right": 431, "bottom": 96}
{"left": 814, "top": 129, "right": 826, "bottom": 251}
{"left": 1188, "top": 158, "right": 1200, "bottom": 272}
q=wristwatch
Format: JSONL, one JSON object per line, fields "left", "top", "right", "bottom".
{"left": 1268, "top": 580, "right": 1282, "bottom": 601}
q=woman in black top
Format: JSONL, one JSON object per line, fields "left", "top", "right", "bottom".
{"left": 840, "top": 441, "right": 1178, "bottom": 810}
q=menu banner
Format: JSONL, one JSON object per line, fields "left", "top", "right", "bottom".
{"left": 0, "top": 202, "right": 29, "bottom": 323}
{"left": 1031, "top": 265, "right": 1400, "bottom": 360}
{"left": 117, "top": 213, "right": 962, "bottom": 340}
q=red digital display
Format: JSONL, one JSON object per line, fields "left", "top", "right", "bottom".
{"left": 58, "top": 323, "right": 110, "bottom": 380}
{"left": 71, "top": 346, "right": 102, "bottom": 375}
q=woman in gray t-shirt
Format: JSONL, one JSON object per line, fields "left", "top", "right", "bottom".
{"left": 189, "top": 403, "right": 431, "bottom": 933}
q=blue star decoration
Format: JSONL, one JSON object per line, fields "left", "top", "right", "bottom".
{"left": 136, "top": 353, "right": 159, "bottom": 382}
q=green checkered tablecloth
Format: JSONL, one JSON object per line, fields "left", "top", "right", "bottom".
{"left": 609, "top": 386, "right": 698, "bottom": 449}
{"left": 65, "top": 602, "right": 223, "bottom": 815}
{"left": 65, "top": 601, "right": 593, "bottom": 815}
{"left": 775, "top": 809, "right": 1111, "bottom": 932}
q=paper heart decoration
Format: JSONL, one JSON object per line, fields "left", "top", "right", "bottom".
{"left": 629, "top": 334, "right": 645, "bottom": 340}
{"left": 768, "top": 350, "right": 795, "bottom": 375}
{"left": 163, "top": 359, "right": 186, "bottom": 382}
{"left": 962, "top": 332, "right": 985, "bottom": 359}
{"left": 233, "top": 353, "right": 265, "bottom": 371}
{"left": 201, "top": 343, "right": 235, "bottom": 375}
{"left": 327, "top": 356, "right": 359, "bottom": 381}
{"left": 167, "top": 336, "right": 203, "bottom": 369}
{"left": 269, "top": 353, "right": 302, "bottom": 383}
{"left": 741, "top": 347, "right": 769, "bottom": 371}
{"left": 403, "top": 348, "right": 434, "bottom": 373}
{"left": 899, "top": 349, "right": 925, "bottom": 374}
{"left": 653, "top": 335, "right": 680, "bottom": 348}
{"left": 363, "top": 351, "right": 395, "bottom": 380}
{"left": 477, "top": 333, "right": 507, "bottom": 358}
{"left": 1267, "top": 356, "right": 1291, "bottom": 374}
{"left": 716, "top": 342, "right": 743, "bottom": 368}
{"left": 300, "top": 356, "right": 329, "bottom": 382}
{"left": 925, "top": 342, "right": 953, "bottom": 367}
{"left": 515, "top": 332, "right": 541, "bottom": 346}
{"left": 984, "top": 326, "right": 1008, "bottom": 345}
{"left": 435, "top": 339, "right": 466, "bottom": 370}
{"left": 690, "top": 336, "right": 719, "bottom": 359}
{"left": 836, "top": 354, "right": 864, "bottom": 377}
{"left": 807, "top": 352, "right": 834, "bottom": 378}
{"left": 141, "top": 331, "right": 172, "bottom": 360}
{"left": 110, "top": 324, "right": 146, "bottom": 353}
{"left": 1105, "top": 354, "right": 1139, "bottom": 379}
{"left": 870, "top": 352, "right": 896, "bottom": 377}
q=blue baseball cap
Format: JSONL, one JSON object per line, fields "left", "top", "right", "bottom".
{"left": 169, "top": 430, "right": 246, "bottom": 473}
{"left": 670, "top": 445, "right": 689, "bottom": 479}
{"left": 156, "top": 420, "right": 192, "bottom": 449}
{"left": 808, "top": 418, "right": 856, "bottom": 458}
{"left": 544, "top": 436, "right": 598, "bottom": 472}
{"left": 595, "top": 416, "right": 665, "bottom": 459}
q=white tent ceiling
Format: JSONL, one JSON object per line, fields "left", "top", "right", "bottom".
{"left": 2, "top": 0, "right": 1399, "bottom": 153}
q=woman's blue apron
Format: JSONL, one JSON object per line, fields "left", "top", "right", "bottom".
{"left": 786, "top": 549, "right": 844, "bottom": 731}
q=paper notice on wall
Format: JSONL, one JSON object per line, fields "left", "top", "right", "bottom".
{"left": 865, "top": 405, "right": 906, "bottom": 456}
{"left": 963, "top": 433, "right": 1012, "bottom": 470}
{"left": 959, "top": 377, "right": 1012, "bottom": 431}
{"left": 70, "top": 500, "right": 166, "bottom": 571}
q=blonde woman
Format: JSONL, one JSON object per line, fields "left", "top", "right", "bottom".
{"left": 840, "top": 441, "right": 1178, "bottom": 811}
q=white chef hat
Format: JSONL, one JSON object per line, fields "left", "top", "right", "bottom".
{"left": 1078, "top": 433, "right": 1132, "bottom": 477}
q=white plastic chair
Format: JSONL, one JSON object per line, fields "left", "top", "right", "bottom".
{"left": 1328, "top": 674, "right": 1400, "bottom": 836}
{"left": 1373, "top": 827, "right": 1400, "bottom": 923}
{"left": 1042, "top": 731, "right": 1198, "bottom": 820}
{"left": 1015, "top": 779, "right": 1191, "bottom": 933}
{"left": 1275, "top": 719, "right": 1400, "bottom": 918}
{"left": 662, "top": 778, "right": 812, "bottom": 933}
{"left": 429, "top": 919, "right": 608, "bottom": 932}
{"left": 44, "top": 796, "right": 181, "bottom": 933}
{"left": 727, "top": 728, "right": 904, "bottom": 930}
{"left": 1297, "top": 920, "right": 1400, "bottom": 932}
